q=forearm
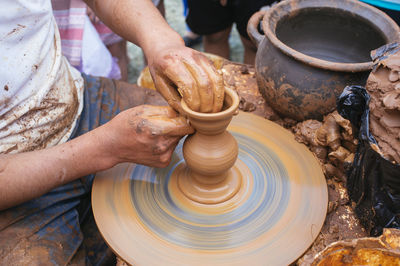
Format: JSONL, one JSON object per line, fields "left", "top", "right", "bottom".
{"left": 85, "top": 0, "right": 184, "bottom": 56}
{"left": 0, "top": 127, "right": 115, "bottom": 210}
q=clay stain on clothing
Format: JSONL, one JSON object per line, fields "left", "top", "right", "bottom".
{"left": 2, "top": 24, "right": 26, "bottom": 41}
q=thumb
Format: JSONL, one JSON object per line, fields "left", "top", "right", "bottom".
{"left": 149, "top": 116, "right": 194, "bottom": 136}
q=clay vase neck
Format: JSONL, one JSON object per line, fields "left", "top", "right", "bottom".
{"left": 179, "top": 87, "right": 240, "bottom": 204}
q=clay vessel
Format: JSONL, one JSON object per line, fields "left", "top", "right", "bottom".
{"left": 178, "top": 87, "right": 240, "bottom": 204}
{"left": 247, "top": 0, "right": 400, "bottom": 121}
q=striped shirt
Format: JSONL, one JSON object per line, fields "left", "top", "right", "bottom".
{"left": 51, "top": 0, "right": 123, "bottom": 69}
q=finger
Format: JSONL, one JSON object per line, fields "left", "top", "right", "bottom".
{"left": 153, "top": 74, "right": 184, "bottom": 114}
{"left": 128, "top": 105, "right": 178, "bottom": 124}
{"left": 138, "top": 105, "right": 178, "bottom": 118}
{"left": 149, "top": 116, "right": 194, "bottom": 136}
{"left": 182, "top": 59, "right": 214, "bottom": 113}
{"left": 163, "top": 63, "right": 201, "bottom": 112}
{"left": 196, "top": 55, "right": 225, "bottom": 112}
{"left": 162, "top": 116, "right": 195, "bottom": 136}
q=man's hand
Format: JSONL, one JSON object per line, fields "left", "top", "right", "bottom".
{"left": 102, "top": 105, "right": 194, "bottom": 167}
{"left": 147, "top": 46, "right": 225, "bottom": 114}
{"left": 0, "top": 105, "right": 192, "bottom": 210}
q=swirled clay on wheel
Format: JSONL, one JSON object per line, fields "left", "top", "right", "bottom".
{"left": 92, "top": 109, "right": 328, "bottom": 265}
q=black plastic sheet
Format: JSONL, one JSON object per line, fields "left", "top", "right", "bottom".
{"left": 337, "top": 85, "right": 400, "bottom": 236}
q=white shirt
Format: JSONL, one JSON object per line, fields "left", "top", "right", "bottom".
{"left": 0, "top": 0, "right": 84, "bottom": 154}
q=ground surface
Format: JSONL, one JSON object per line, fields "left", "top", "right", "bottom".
{"left": 127, "top": 0, "right": 244, "bottom": 84}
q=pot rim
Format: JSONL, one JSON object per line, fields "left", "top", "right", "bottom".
{"left": 181, "top": 87, "right": 239, "bottom": 121}
{"left": 262, "top": 0, "right": 400, "bottom": 72}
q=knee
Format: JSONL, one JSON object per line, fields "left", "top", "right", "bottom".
{"left": 241, "top": 36, "right": 257, "bottom": 53}
{"left": 204, "top": 28, "right": 231, "bottom": 44}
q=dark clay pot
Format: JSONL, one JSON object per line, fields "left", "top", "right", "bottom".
{"left": 247, "top": 0, "right": 400, "bottom": 121}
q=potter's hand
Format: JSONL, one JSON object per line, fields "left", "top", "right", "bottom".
{"left": 147, "top": 45, "right": 224, "bottom": 114}
{"left": 0, "top": 105, "right": 192, "bottom": 210}
{"left": 104, "top": 105, "right": 194, "bottom": 167}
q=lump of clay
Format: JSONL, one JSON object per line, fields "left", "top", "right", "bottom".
{"left": 366, "top": 49, "right": 400, "bottom": 164}
{"left": 292, "top": 111, "right": 357, "bottom": 169}
{"left": 293, "top": 120, "right": 327, "bottom": 160}
{"left": 315, "top": 113, "right": 341, "bottom": 151}
{"left": 328, "top": 146, "right": 351, "bottom": 167}
{"left": 293, "top": 120, "right": 322, "bottom": 147}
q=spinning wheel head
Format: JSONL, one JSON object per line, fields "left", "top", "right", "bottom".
{"left": 92, "top": 112, "right": 328, "bottom": 265}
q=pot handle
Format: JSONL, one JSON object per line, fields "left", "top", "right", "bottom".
{"left": 247, "top": 10, "right": 267, "bottom": 48}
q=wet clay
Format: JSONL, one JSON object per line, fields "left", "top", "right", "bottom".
{"left": 176, "top": 87, "right": 240, "bottom": 204}
{"left": 293, "top": 111, "right": 357, "bottom": 168}
{"left": 366, "top": 49, "right": 400, "bottom": 164}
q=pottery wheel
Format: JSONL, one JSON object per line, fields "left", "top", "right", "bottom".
{"left": 92, "top": 112, "right": 328, "bottom": 265}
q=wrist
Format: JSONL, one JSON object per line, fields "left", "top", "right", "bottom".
{"left": 142, "top": 31, "right": 185, "bottom": 61}
{"left": 77, "top": 125, "right": 121, "bottom": 172}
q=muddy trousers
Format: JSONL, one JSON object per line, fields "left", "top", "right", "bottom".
{"left": 0, "top": 74, "right": 159, "bottom": 265}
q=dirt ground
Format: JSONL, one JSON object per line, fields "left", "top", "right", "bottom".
{"left": 127, "top": 0, "right": 245, "bottom": 84}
